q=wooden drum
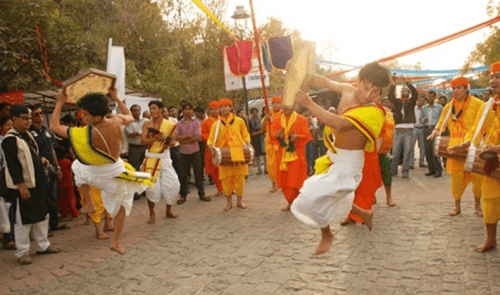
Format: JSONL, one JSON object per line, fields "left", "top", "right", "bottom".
{"left": 433, "top": 136, "right": 466, "bottom": 161}
{"left": 468, "top": 156, "right": 500, "bottom": 180}
{"left": 212, "top": 146, "right": 255, "bottom": 166}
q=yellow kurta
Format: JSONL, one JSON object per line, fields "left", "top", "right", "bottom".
{"left": 261, "top": 110, "right": 282, "bottom": 182}
{"left": 141, "top": 119, "right": 176, "bottom": 183}
{"left": 464, "top": 96, "right": 500, "bottom": 201}
{"left": 435, "top": 95, "right": 484, "bottom": 200}
{"left": 207, "top": 113, "right": 251, "bottom": 181}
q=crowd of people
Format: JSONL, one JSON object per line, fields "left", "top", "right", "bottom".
{"left": 1, "top": 61, "right": 499, "bottom": 265}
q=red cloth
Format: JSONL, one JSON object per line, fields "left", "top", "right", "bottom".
{"left": 58, "top": 187, "right": 80, "bottom": 218}
{"left": 225, "top": 41, "right": 253, "bottom": 76}
{"left": 274, "top": 113, "right": 311, "bottom": 204}
{"left": 201, "top": 116, "right": 222, "bottom": 191}
{"left": 349, "top": 149, "right": 383, "bottom": 222}
{"left": 1, "top": 90, "right": 23, "bottom": 104}
{"left": 58, "top": 158, "right": 74, "bottom": 187}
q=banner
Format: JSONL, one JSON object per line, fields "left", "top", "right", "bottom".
{"left": 225, "top": 41, "right": 254, "bottom": 76}
{"left": 106, "top": 38, "right": 126, "bottom": 101}
{"left": 1, "top": 90, "right": 24, "bottom": 105}
{"left": 224, "top": 52, "right": 270, "bottom": 91}
{"left": 268, "top": 36, "right": 293, "bottom": 70}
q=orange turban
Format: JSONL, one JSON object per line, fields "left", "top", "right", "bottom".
{"left": 272, "top": 96, "right": 282, "bottom": 103}
{"left": 450, "top": 77, "right": 469, "bottom": 87}
{"left": 208, "top": 101, "right": 219, "bottom": 108}
{"left": 218, "top": 98, "right": 233, "bottom": 106}
{"left": 491, "top": 61, "right": 500, "bottom": 73}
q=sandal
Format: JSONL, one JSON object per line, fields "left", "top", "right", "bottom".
{"left": 199, "top": 195, "right": 212, "bottom": 202}
{"left": 176, "top": 197, "right": 186, "bottom": 205}
{"left": 37, "top": 245, "right": 61, "bottom": 254}
{"left": 18, "top": 254, "right": 33, "bottom": 265}
{"left": 3, "top": 241, "right": 16, "bottom": 250}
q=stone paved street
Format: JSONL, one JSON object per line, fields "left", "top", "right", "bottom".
{"left": 1, "top": 166, "right": 499, "bottom": 294}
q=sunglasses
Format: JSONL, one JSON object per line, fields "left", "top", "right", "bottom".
{"left": 19, "top": 115, "right": 32, "bottom": 121}
{"left": 33, "top": 112, "right": 43, "bottom": 116}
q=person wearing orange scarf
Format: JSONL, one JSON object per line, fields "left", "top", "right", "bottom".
{"left": 207, "top": 99, "right": 251, "bottom": 211}
{"left": 261, "top": 96, "right": 283, "bottom": 193}
{"left": 273, "top": 105, "right": 311, "bottom": 211}
{"left": 201, "top": 101, "right": 223, "bottom": 196}
{"left": 449, "top": 62, "right": 500, "bottom": 252}
{"left": 428, "top": 77, "right": 484, "bottom": 217}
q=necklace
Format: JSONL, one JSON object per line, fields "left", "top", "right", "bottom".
{"left": 452, "top": 96, "right": 469, "bottom": 121}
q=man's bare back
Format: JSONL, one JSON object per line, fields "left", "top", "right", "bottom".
{"left": 91, "top": 118, "right": 125, "bottom": 160}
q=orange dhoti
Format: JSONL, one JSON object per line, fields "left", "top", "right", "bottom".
{"left": 348, "top": 149, "right": 383, "bottom": 222}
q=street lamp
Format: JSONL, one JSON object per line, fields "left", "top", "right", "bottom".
{"left": 231, "top": 5, "right": 251, "bottom": 117}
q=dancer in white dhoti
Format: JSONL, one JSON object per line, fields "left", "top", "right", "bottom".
{"left": 141, "top": 100, "right": 180, "bottom": 224}
{"left": 50, "top": 89, "right": 152, "bottom": 255}
{"left": 292, "top": 62, "right": 391, "bottom": 254}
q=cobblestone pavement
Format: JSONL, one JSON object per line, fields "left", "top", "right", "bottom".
{"left": 2, "top": 166, "right": 499, "bottom": 294}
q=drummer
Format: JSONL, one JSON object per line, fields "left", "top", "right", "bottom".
{"left": 207, "top": 98, "right": 251, "bottom": 211}
{"left": 449, "top": 61, "right": 500, "bottom": 252}
{"left": 427, "top": 77, "right": 484, "bottom": 217}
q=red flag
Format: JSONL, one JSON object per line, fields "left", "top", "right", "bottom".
{"left": 225, "top": 41, "right": 253, "bottom": 76}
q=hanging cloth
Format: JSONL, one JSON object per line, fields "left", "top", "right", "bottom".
{"left": 225, "top": 41, "right": 253, "bottom": 76}
{"left": 268, "top": 36, "right": 293, "bottom": 70}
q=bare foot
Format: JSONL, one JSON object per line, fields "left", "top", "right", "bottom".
{"left": 104, "top": 218, "right": 114, "bottom": 231}
{"left": 166, "top": 212, "right": 178, "bottom": 219}
{"left": 223, "top": 203, "right": 233, "bottom": 211}
{"left": 340, "top": 217, "right": 354, "bottom": 226}
{"left": 237, "top": 202, "right": 247, "bottom": 209}
{"left": 83, "top": 215, "right": 90, "bottom": 226}
{"left": 269, "top": 187, "right": 277, "bottom": 193}
{"left": 147, "top": 215, "right": 156, "bottom": 224}
{"left": 361, "top": 210, "right": 373, "bottom": 231}
{"left": 475, "top": 239, "right": 497, "bottom": 253}
{"left": 80, "top": 203, "right": 96, "bottom": 214}
{"left": 475, "top": 205, "right": 483, "bottom": 217}
{"left": 315, "top": 232, "right": 335, "bottom": 255}
{"left": 387, "top": 198, "right": 397, "bottom": 207}
{"left": 281, "top": 204, "right": 291, "bottom": 211}
{"left": 96, "top": 232, "right": 109, "bottom": 240}
{"left": 110, "top": 244, "right": 125, "bottom": 255}
{"left": 448, "top": 207, "right": 461, "bottom": 216}
{"left": 215, "top": 190, "right": 223, "bottom": 197}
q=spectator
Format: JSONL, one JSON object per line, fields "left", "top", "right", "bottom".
{"left": 411, "top": 94, "right": 427, "bottom": 168}
{"left": 124, "top": 104, "right": 147, "bottom": 182}
{"left": 304, "top": 111, "right": 318, "bottom": 176}
{"left": 175, "top": 102, "right": 209, "bottom": 204}
{"left": 0, "top": 116, "right": 15, "bottom": 250}
{"left": 29, "top": 106, "right": 69, "bottom": 232}
{"left": 193, "top": 106, "right": 206, "bottom": 177}
{"left": 194, "top": 106, "right": 206, "bottom": 124}
{"left": 421, "top": 90, "right": 443, "bottom": 177}
{"left": 2, "top": 104, "right": 60, "bottom": 264}
{"left": 54, "top": 146, "right": 80, "bottom": 219}
{"left": 143, "top": 110, "right": 151, "bottom": 120}
{"left": 237, "top": 109, "right": 249, "bottom": 129}
{"left": 0, "top": 102, "right": 11, "bottom": 118}
{"left": 482, "top": 88, "right": 493, "bottom": 102}
{"left": 165, "top": 106, "right": 181, "bottom": 178}
{"left": 437, "top": 95, "right": 449, "bottom": 168}
{"left": 388, "top": 76, "right": 418, "bottom": 178}
{"left": 260, "top": 107, "right": 268, "bottom": 174}
{"left": 249, "top": 107, "right": 265, "bottom": 174}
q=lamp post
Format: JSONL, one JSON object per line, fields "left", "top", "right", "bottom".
{"left": 231, "top": 5, "right": 251, "bottom": 117}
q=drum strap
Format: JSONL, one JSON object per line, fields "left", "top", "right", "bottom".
{"left": 438, "top": 104, "right": 453, "bottom": 134}
{"left": 469, "top": 98, "right": 494, "bottom": 148}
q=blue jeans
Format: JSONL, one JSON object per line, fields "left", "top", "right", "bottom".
{"left": 391, "top": 128, "right": 413, "bottom": 175}
{"left": 411, "top": 128, "right": 425, "bottom": 166}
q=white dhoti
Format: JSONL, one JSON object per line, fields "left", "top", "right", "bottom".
{"left": 143, "top": 149, "right": 180, "bottom": 205}
{"left": 72, "top": 159, "right": 150, "bottom": 218}
{"left": 291, "top": 148, "right": 365, "bottom": 228}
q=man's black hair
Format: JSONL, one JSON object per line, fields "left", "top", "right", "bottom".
{"left": 10, "top": 104, "right": 29, "bottom": 117}
{"left": 358, "top": 62, "right": 391, "bottom": 88}
{"left": 418, "top": 93, "right": 427, "bottom": 99}
{"left": 250, "top": 107, "right": 258, "bottom": 113}
{"left": 76, "top": 93, "right": 110, "bottom": 117}
{"left": 167, "top": 105, "right": 177, "bottom": 111}
{"left": 29, "top": 105, "right": 42, "bottom": 112}
{"left": 484, "top": 88, "right": 493, "bottom": 95}
{"left": 130, "top": 104, "right": 141, "bottom": 112}
{"left": 181, "top": 101, "right": 194, "bottom": 110}
{"left": 148, "top": 100, "right": 164, "bottom": 109}
{"left": 61, "top": 114, "right": 76, "bottom": 124}
{"left": 55, "top": 145, "right": 68, "bottom": 160}
{"left": 0, "top": 102, "right": 11, "bottom": 112}
{"left": 0, "top": 116, "right": 11, "bottom": 127}
{"left": 193, "top": 106, "right": 204, "bottom": 113}
{"left": 428, "top": 90, "right": 437, "bottom": 96}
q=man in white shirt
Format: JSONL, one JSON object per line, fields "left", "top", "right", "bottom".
{"left": 411, "top": 95, "right": 427, "bottom": 168}
{"left": 124, "top": 105, "right": 147, "bottom": 175}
